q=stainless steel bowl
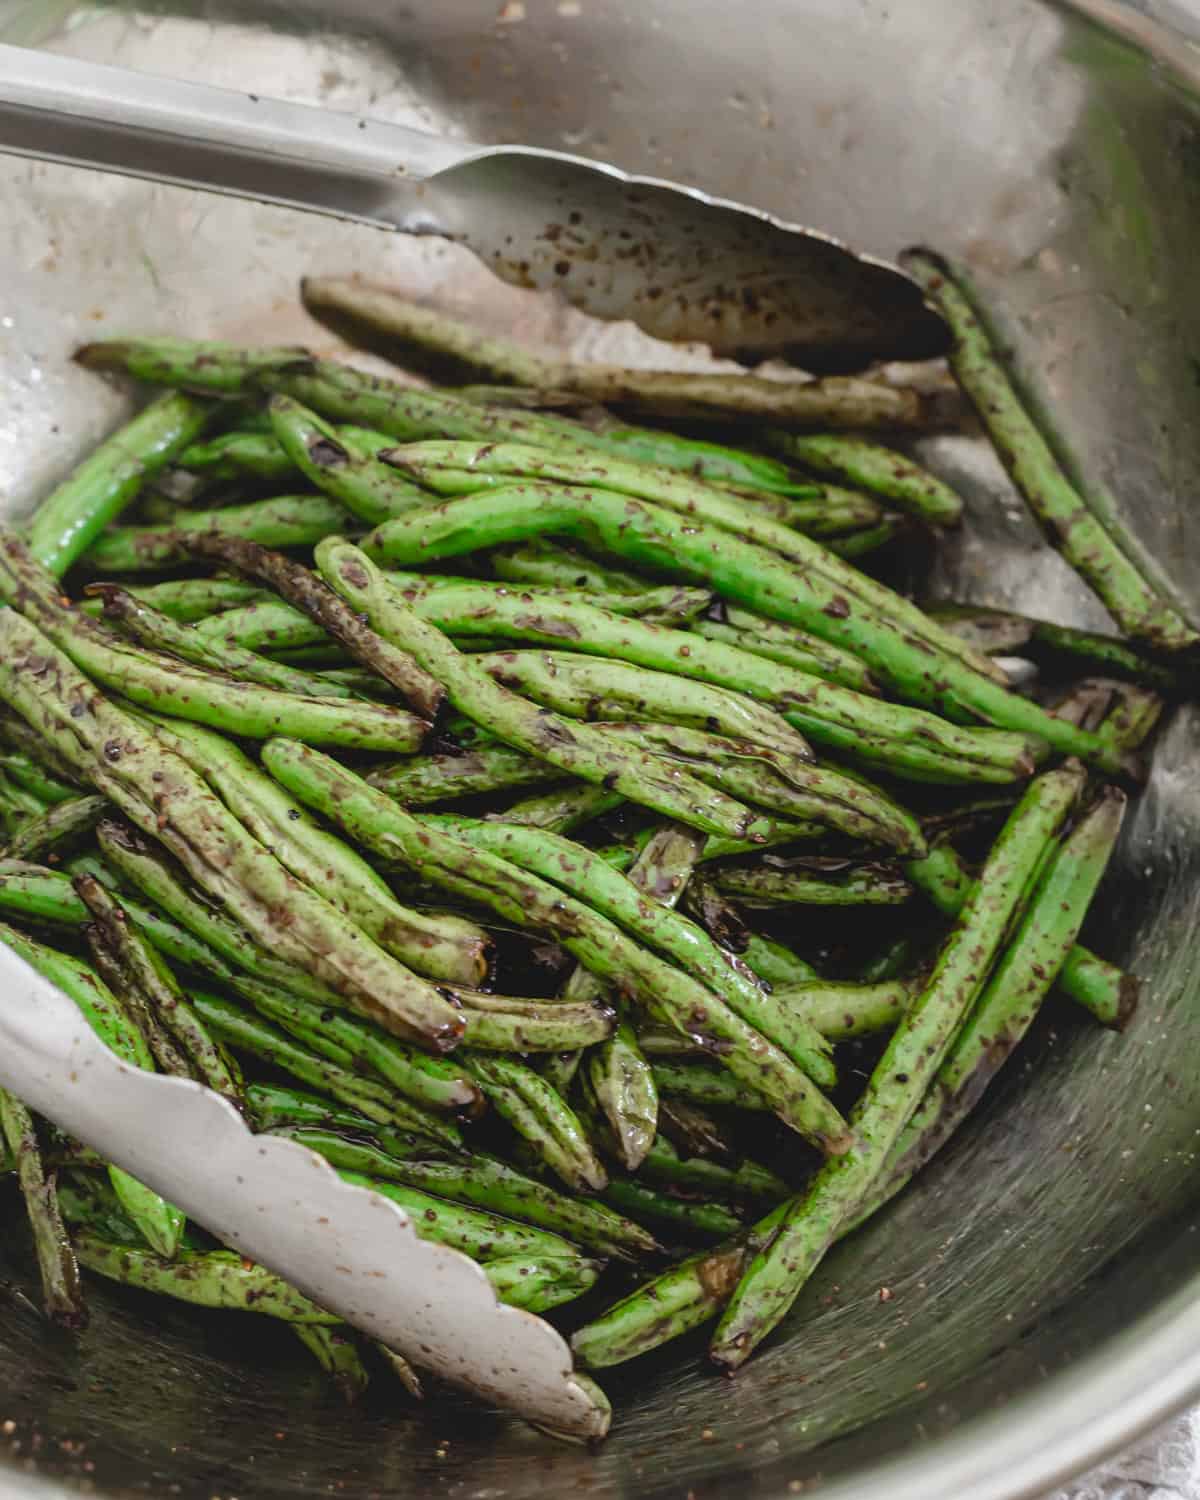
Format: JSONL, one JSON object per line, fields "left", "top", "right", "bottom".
{"left": 3, "top": 3, "right": 1200, "bottom": 1497}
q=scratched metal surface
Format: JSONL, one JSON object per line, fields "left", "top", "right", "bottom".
{"left": 1, "top": 2, "right": 1200, "bottom": 1498}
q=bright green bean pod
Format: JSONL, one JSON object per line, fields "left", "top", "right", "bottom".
{"left": 765, "top": 431, "right": 965, "bottom": 525}
{"left": 191, "top": 991, "right": 462, "bottom": 1148}
{"left": 275, "top": 1124, "right": 658, "bottom": 1259}
{"left": 75, "top": 336, "right": 313, "bottom": 393}
{"left": 709, "top": 859, "right": 914, "bottom": 907}
{"left": 0, "top": 923, "right": 187, "bottom": 1257}
{"left": 292, "top": 1325, "right": 371, "bottom": 1403}
{"left": 269, "top": 396, "right": 435, "bottom": 524}
{"left": 363, "top": 486, "right": 1132, "bottom": 773}
{"left": 602, "top": 1179, "right": 743, "bottom": 1242}
{"left": 340, "top": 1170, "right": 580, "bottom": 1261}
{"left": 0, "top": 753, "right": 79, "bottom": 805}
{"left": 480, "top": 1252, "right": 604, "bottom": 1314}
{"left": 89, "top": 585, "right": 359, "bottom": 700}
{"left": 29, "top": 392, "right": 210, "bottom": 575}
{"left": 84, "top": 493, "right": 355, "bottom": 573}
{"left": 74, "top": 1234, "right": 339, "bottom": 1321}
{"left": 907, "top": 839, "right": 1136, "bottom": 1027}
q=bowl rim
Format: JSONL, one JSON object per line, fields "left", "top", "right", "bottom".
{"left": 2, "top": 4, "right": 1200, "bottom": 1498}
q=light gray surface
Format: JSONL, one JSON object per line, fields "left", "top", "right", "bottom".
{"left": 1, "top": 3, "right": 1200, "bottom": 1499}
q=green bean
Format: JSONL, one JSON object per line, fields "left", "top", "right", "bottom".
{"left": 601, "top": 1179, "right": 743, "bottom": 1241}
{"left": 142, "top": 716, "right": 491, "bottom": 987}
{"left": 450, "top": 990, "right": 616, "bottom": 1052}
{"left": 2, "top": 795, "right": 107, "bottom": 862}
{"left": 191, "top": 992, "right": 462, "bottom": 1148}
{"left": 79, "top": 576, "right": 268, "bottom": 625}
{"left": 364, "top": 487, "right": 1131, "bottom": 773}
{"left": 341, "top": 1169, "right": 581, "bottom": 1261}
{"left": 74, "top": 1234, "right": 339, "bottom": 1321}
{"left": 82, "top": 919, "right": 195, "bottom": 1084}
{"left": 741, "top": 933, "right": 819, "bottom": 987}
{"left": 311, "top": 279, "right": 928, "bottom": 429}
{"left": 243, "top": 1083, "right": 450, "bottom": 1163}
{"left": 479, "top": 1252, "right": 603, "bottom": 1314}
{"left": 0, "top": 753, "right": 79, "bottom": 805}
{"left": 0, "top": 613, "right": 465, "bottom": 1048}
{"left": 904, "top": 251, "right": 1199, "bottom": 653}
{"left": 29, "top": 392, "right": 210, "bottom": 576}
{"left": 375, "top": 1343, "right": 424, "bottom": 1399}
{"left": 277, "top": 1125, "right": 657, "bottom": 1259}
{"left": 709, "top": 859, "right": 914, "bottom": 908}
{"left": 0, "top": 1088, "right": 87, "bottom": 1326}
{"left": 292, "top": 1325, "right": 371, "bottom": 1403}
{"left": 232, "top": 980, "right": 482, "bottom": 1116}
{"left": 84, "top": 493, "right": 355, "bottom": 573}
{"left": 656, "top": 1095, "right": 740, "bottom": 1160}
{"left": 768, "top": 978, "right": 917, "bottom": 1040}
{"left": 177, "top": 430, "right": 294, "bottom": 482}
{"left": 693, "top": 613, "right": 879, "bottom": 697}
{"left": 571, "top": 1203, "right": 790, "bottom": 1369}
{"left": 474, "top": 649, "right": 812, "bottom": 763}
{"left": 72, "top": 873, "right": 242, "bottom": 1108}
{"left": 317, "top": 539, "right": 772, "bottom": 840}
{"left": 0, "top": 538, "right": 429, "bottom": 752}
{"left": 856, "top": 786, "right": 1128, "bottom": 1227}
{"left": 709, "top": 762, "right": 1085, "bottom": 1369}
{"left": 95, "top": 821, "right": 340, "bottom": 1005}
{"left": 369, "top": 743, "right": 562, "bottom": 807}
{"left": 0, "top": 860, "right": 92, "bottom": 925}
{"left": 424, "top": 816, "right": 837, "bottom": 1091}
{"left": 193, "top": 597, "right": 328, "bottom": 654}
{"left": 0, "top": 924, "right": 187, "bottom": 1257}
{"left": 825, "top": 513, "right": 911, "bottom": 559}
{"left": 75, "top": 336, "right": 313, "bottom": 393}
{"left": 461, "top": 1052, "right": 607, "bottom": 1193}
{"left": 263, "top": 739, "right": 853, "bottom": 1154}
{"left": 88, "top": 584, "right": 360, "bottom": 700}
{"left": 1096, "top": 683, "right": 1164, "bottom": 756}
{"left": 491, "top": 539, "right": 653, "bottom": 596}
{"left": 652, "top": 1060, "right": 769, "bottom": 1113}
{"left": 906, "top": 839, "right": 1136, "bottom": 1028}
{"left": 639, "top": 1135, "right": 789, "bottom": 1208}
{"left": 183, "top": 535, "right": 449, "bottom": 721}
{"left": 269, "top": 396, "right": 436, "bottom": 524}
{"left": 379, "top": 441, "right": 988, "bottom": 671}
{"left": 765, "top": 431, "right": 964, "bottom": 526}
{"left": 491, "top": 783, "right": 623, "bottom": 834}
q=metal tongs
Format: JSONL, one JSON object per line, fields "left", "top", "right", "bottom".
{"left": 0, "top": 42, "right": 947, "bottom": 372}
{"left": 0, "top": 40, "right": 947, "bottom": 1437}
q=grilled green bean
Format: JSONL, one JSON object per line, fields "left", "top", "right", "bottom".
{"left": 0, "top": 924, "right": 186, "bottom": 1257}
{"left": 75, "top": 337, "right": 313, "bottom": 393}
{"left": 30, "top": 392, "right": 210, "bottom": 575}
{"left": 765, "top": 431, "right": 964, "bottom": 526}
{"left": 317, "top": 539, "right": 774, "bottom": 840}
{"left": 262, "top": 740, "right": 854, "bottom": 1154}
{"left": 709, "top": 859, "right": 914, "bottom": 907}
{"left": 363, "top": 486, "right": 1130, "bottom": 773}
{"left": 73, "top": 874, "right": 242, "bottom": 1107}
{"left": 0, "top": 1088, "right": 87, "bottom": 1326}
{"left": 84, "top": 493, "right": 355, "bottom": 573}
{"left": 269, "top": 397, "right": 435, "bottom": 524}
{"left": 709, "top": 763, "right": 1085, "bottom": 1369}
{"left": 142, "top": 716, "right": 491, "bottom": 987}
{"left": 2, "top": 795, "right": 107, "bottom": 862}
{"left": 274, "top": 1124, "right": 658, "bottom": 1259}
{"left": 74, "top": 1234, "right": 339, "bottom": 1322}
{"left": 904, "top": 251, "right": 1199, "bottom": 653}
{"left": 191, "top": 992, "right": 462, "bottom": 1148}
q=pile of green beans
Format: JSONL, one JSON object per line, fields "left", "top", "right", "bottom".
{"left": 0, "top": 263, "right": 1177, "bottom": 1423}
